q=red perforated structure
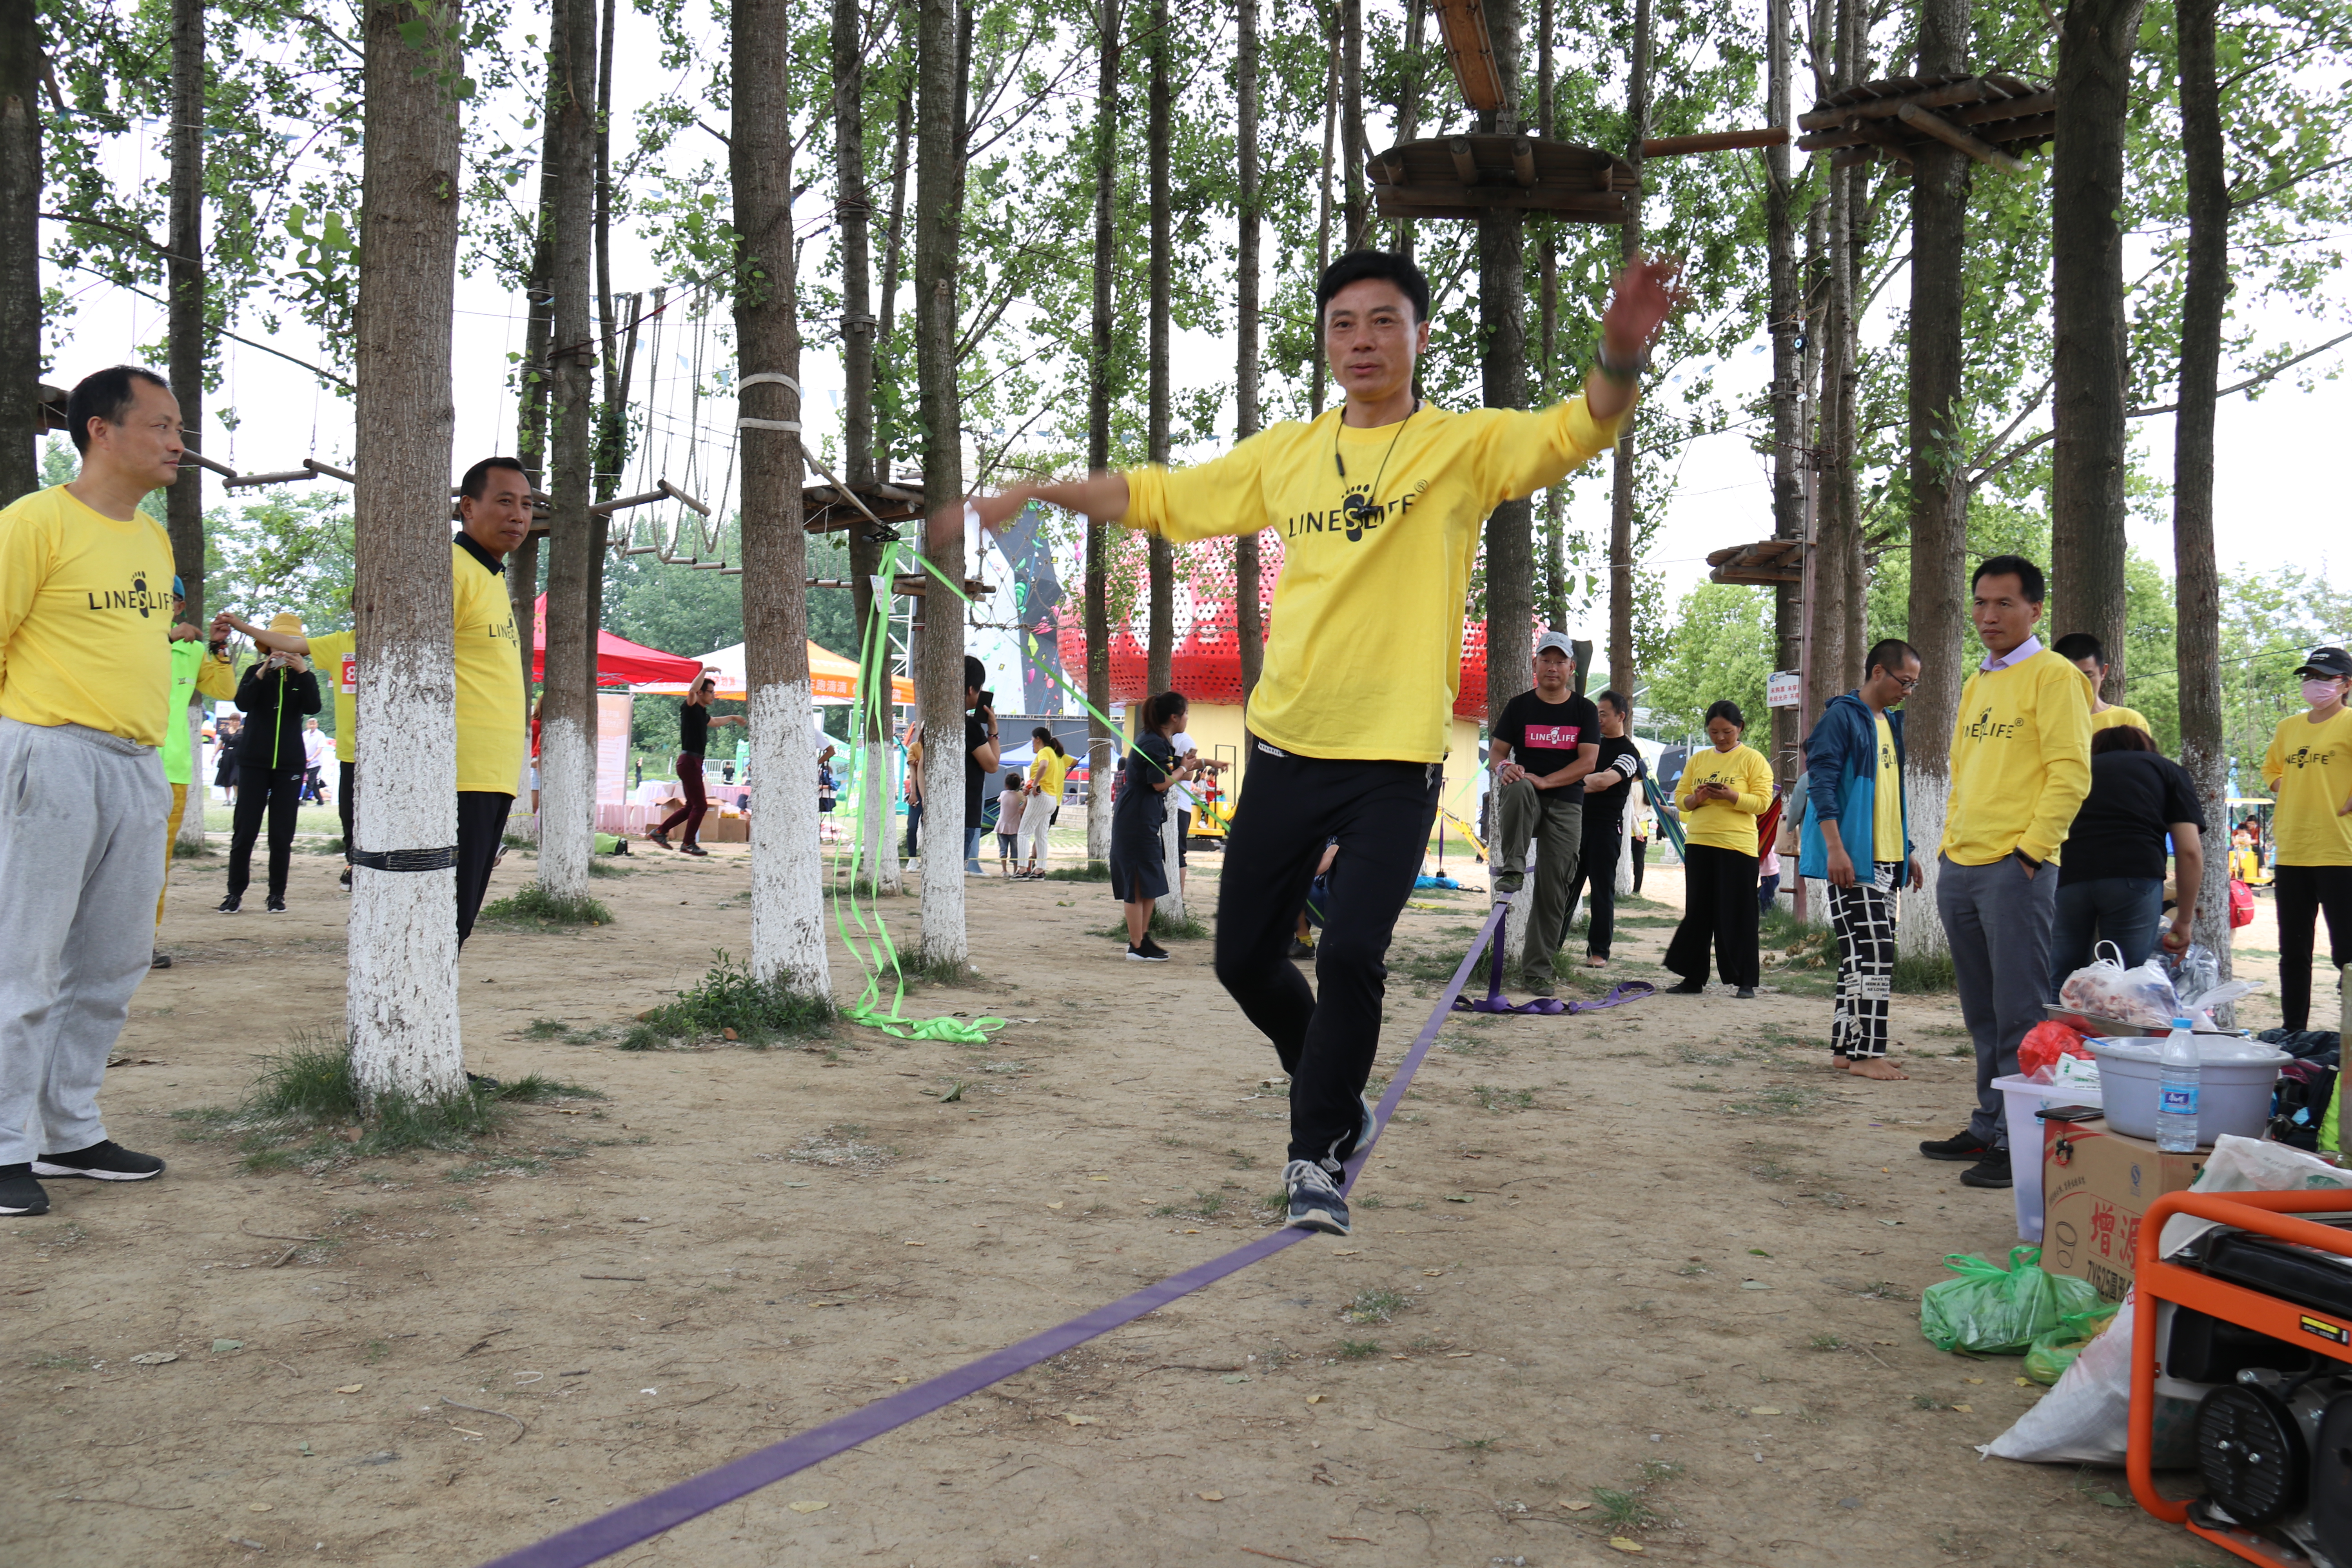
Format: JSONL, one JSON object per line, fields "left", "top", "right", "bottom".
{"left": 1051, "top": 533, "right": 1495, "bottom": 720}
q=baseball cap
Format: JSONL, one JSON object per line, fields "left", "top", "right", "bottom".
{"left": 2296, "top": 646, "right": 2352, "bottom": 679}
{"left": 1534, "top": 630, "right": 1576, "bottom": 659}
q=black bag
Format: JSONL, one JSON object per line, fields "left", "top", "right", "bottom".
{"left": 2271, "top": 1060, "right": 2339, "bottom": 1152}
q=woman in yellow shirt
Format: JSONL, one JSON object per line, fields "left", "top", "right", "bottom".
{"left": 1664, "top": 700, "right": 1776, "bottom": 999}
{"left": 1016, "top": 726, "right": 1072, "bottom": 878}
{"left": 2263, "top": 646, "right": 2352, "bottom": 1029}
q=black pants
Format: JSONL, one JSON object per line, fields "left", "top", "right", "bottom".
{"left": 1664, "top": 842, "right": 1761, "bottom": 988}
{"left": 1563, "top": 822, "right": 1624, "bottom": 958}
{"left": 227, "top": 764, "right": 306, "bottom": 903}
{"left": 338, "top": 760, "right": 356, "bottom": 862}
{"left": 1629, "top": 837, "right": 1648, "bottom": 894}
{"left": 456, "top": 790, "right": 514, "bottom": 946}
{"left": 2276, "top": 863, "right": 2352, "bottom": 1030}
{"left": 1212, "top": 741, "right": 1441, "bottom": 1171}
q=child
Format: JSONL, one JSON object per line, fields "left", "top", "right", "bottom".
{"left": 996, "top": 770, "right": 1025, "bottom": 878}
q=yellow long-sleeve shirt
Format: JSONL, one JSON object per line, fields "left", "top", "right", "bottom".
{"left": 2091, "top": 705, "right": 2150, "bottom": 733}
{"left": 2263, "top": 708, "right": 2352, "bottom": 867}
{"left": 1121, "top": 397, "right": 1624, "bottom": 764}
{"left": 306, "top": 629, "right": 358, "bottom": 764}
{"left": 452, "top": 541, "right": 526, "bottom": 795}
{"left": 1677, "top": 742, "right": 1774, "bottom": 856}
{"left": 1940, "top": 650, "right": 2093, "bottom": 865}
{"left": 0, "top": 485, "right": 177, "bottom": 745}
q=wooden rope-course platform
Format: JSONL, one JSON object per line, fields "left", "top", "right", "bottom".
{"left": 1798, "top": 73, "right": 2054, "bottom": 172}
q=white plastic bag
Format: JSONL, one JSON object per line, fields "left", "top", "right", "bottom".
{"left": 1978, "top": 1292, "right": 2201, "bottom": 1466}
{"left": 2057, "top": 943, "right": 2180, "bottom": 1029}
{"left": 2156, "top": 1133, "right": 2352, "bottom": 1257}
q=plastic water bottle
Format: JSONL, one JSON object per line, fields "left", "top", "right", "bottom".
{"left": 2157, "top": 1015, "right": 2202, "bottom": 1152}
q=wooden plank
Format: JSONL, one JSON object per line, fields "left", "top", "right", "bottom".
{"left": 1896, "top": 102, "right": 2028, "bottom": 174}
{"left": 1431, "top": 0, "right": 1504, "bottom": 114}
{"left": 180, "top": 448, "right": 238, "bottom": 479}
{"left": 1797, "top": 75, "right": 1991, "bottom": 131}
{"left": 1950, "top": 87, "right": 2056, "bottom": 126}
{"left": 1372, "top": 187, "right": 1633, "bottom": 218}
{"left": 1511, "top": 138, "right": 1537, "bottom": 187}
{"left": 1642, "top": 127, "right": 1791, "bottom": 156}
{"left": 302, "top": 457, "right": 357, "bottom": 483}
{"left": 223, "top": 469, "right": 319, "bottom": 489}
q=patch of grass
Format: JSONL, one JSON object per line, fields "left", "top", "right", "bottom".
{"left": 479, "top": 884, "right": 612, "bottom": 927}
{"left": 1227, "top": 1147, "right": 1259, "bottom": 1171}
{"left": 1809, "top": 1334, "right": 1846, "bottom": 1351}
{"left": 501, "top": 831, "right": 537, "bottom": 851}
{"left": 172, "top": 837, "right": 218, "bottom": 858}
{"left": 586, "top": 858, "right": 636, "bottom": 878}
{"left": 1589, "top": 1486, "right": 1658, "bottom": 1532}
{"left": 1677, "top": 1263, "right": 1710, "bottom": 1276}
{"left": 1860, "top": 1280, "right": 1910, "bottom": 1301}
{"left": 1638, "top": 1459, "right": 1684, "bottom": 1483}
{"left": 32, "top": 1352, "right": 89, "bottom": 1370}
{"left": 1345, "top": 1287, "right": 1408, "bottom": 1324}
{"left": 1040, "top": 862, "right": 1112, "bottom": 881}
{"left": 1152, "top": 1189, "right": 1229, "bottom": 1220}
{"left": 1676, "top": 1044, "right": 1739, "bottom": 1067}
{"left": 1094, "top": 908, "right": 1210, "bottom": 941}
{"left": 1470, "top": 1084, "right": 1535, "bottom": 1112}
{"left": 523, "top": 1018, "right": 570, "bottom": 1039}
{"left": 1726, "top": 1083, "right": 1830, "bottom": 1118}
{"left": 1334, "top": 1338, "right": 1382, "bottom": 1360}
{"left": 1455, "top": 1435, "right": 1499, "bottom": 1452}
{"left": 628, "top": 951, "right": 833, "bottom": 1048}
{"left": 1749, "top": 1159, "right": 1794, "bottom": 1182}
{"left": 172, "top": 1035, "right": 601, "bottom": 1174}
{"left": 1894, "top": 949, "right": 1957, "bottom": 994}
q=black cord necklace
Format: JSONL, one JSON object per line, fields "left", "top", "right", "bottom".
{"left": 1333, "top": 398, "right": 1420, "bottom": 523}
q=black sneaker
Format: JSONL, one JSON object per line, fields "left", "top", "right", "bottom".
{"left": 339, "top": 865, "right": 353, "bottom": 888}
{"left": 681, "top": 844, "right": 709, "bottom": 858}
{"left": 216, "top": 895, "right": 240, "bottom": 914}
{"left": 0, "top": 1165, "right": 48, "bottom": 1216}
{"left": 648, "top": 829, "right": 674, "bottom": 851}
{"left": 1125, "top": 943, "right": 1169, "bottom": 963}
{"left": 1289, "top": 938, "right": 1316, "bottom": 960}
{"left": 151, "top": 951, "right": 172, "bottom": 969}
{"left": 1958, "top": 1152, "right": 2014, "bottom": 1189}
{"left": 1283, "top": 1159, "right": 1350, "bottom": 1236}
{"left": 1920, "top": 1129, "right": 1994, "bottom": 1162}
{"left": 265, "top": 895, "right": 287, "bottom": 913}
{"left": 1139, "top": 936, "right": 1171, "bottom": 959}
{"left": 1670, "top": 976, "right": 1705, "bottom": 995}
{"left": 1492, "top": 870, "right": 1524, "bottom": 896}
{"left": 1735, "top": 986, "right": 1757, "bottom": 1000}
{"left": 33, "top": 1141, "right": 166, "bottom": 1181}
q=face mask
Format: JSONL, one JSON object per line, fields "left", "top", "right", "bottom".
{"left": 2305, "top": 679, "right": 2344, "bottom": 709}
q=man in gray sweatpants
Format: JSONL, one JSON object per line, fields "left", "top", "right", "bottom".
{"left": 0, "top": 366, "right": 185, "bottom": 1217}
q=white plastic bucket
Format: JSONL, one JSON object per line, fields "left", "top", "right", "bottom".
{"left": 2085, "top": 1038, "right": 2289, "bottom": 1145}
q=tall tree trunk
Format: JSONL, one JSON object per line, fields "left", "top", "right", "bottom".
{"left": 914, "top": 0, "right": 969, "bottom": 964}
{"left": 1084, "top": 0, "right": 1119, "bottom": 872}
{"left": 734, "top": 0, "right": 829, "bottom": 996}
{"left": 1479, "top": 0, "right": 1532, "bottom": 717}
{"left": 166, "top": 0, "right": 206, "bottom": 623}
{"left": 1310, "top": 7, "right": 1336, "bottom": 417}
{"left": 581, "top": 0, "right": 618, "bottom": 808}
{"left": 837, "top": 0, "right": 899, "bottom": 896}
{"left": 1765, "top": 0, "right": 1802, "bottom": 789}
{"left": 1146, "top": 0, "right": 1174, "bottom": 699}
{"left": 1393, "top": 0, "right": 1423, "bottom": 260}
{"left": 875, "top": 73, "right": 914, "bottom": 480}
{"left": 2047, "top": 0, "right": 2144, "bottom": 693}
{"left": 1604, "top": 0, "right": 1649, "bottom": 698}
{"left": 1339, "top": 0, "right": 1367, "bottom": 252}
{"left": 535, "top": 0, "right": 599, "bottom": 899}
{"left": 0, "top": 0, "right": 36, "bottom": 507}
{"left": 506, "top": 212, "right": 552, "bottom": 675}
{"left": 1901, "top": 0, "right": 1972, "bottom": 955}
{"left": 2174, "top": 0, "right": 2231, "bottom": 987}
{"left": 1535, "top": 0, "right": 1565, "bottom": 633}
{"left": 348, "top": 0, "right": 466, "bottom": 1103}
{"left": 1234, "top": 0, "right": 1264, "bottom": 705}
{"left": 1804, "top": 0, "right": 1860, "bottom": 729}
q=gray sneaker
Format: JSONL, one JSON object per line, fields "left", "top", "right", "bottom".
{"left": 1283, "top": 1159, "right": 1350, "bottom": 1236}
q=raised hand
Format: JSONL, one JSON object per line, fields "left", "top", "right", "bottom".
{"left": 1602, "top": 256, "right": 1688, "bottom": 359}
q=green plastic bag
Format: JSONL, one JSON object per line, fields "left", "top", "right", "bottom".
{"left": 1919, "top": 1245, "right": 2105, "bottom": 1355}
{"left": 2021, "top": 1302, "right": 2124, "bottom": 1385}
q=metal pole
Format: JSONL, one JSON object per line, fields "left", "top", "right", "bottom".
{"left": 1791, "top": 448, "right": 1819, "bottom": 925}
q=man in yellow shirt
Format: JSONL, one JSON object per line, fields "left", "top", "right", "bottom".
{"left": 213, "top": 456, "right": 529, "bottom": 942}
{"left": 2262, "top": 646, "right": 2352, "bottom": 1030}
{"left": 2052, "top": 632, "right": 2149, "bottom": 733}
{"left": 1920, "top": 555, "right": 2092, "bottom": 1192}
{"left": 0, "top": 367, "right": 184, "bottom": 1216}
{"left": 938, "top": 249, "right": 1681, "bottom": 1236}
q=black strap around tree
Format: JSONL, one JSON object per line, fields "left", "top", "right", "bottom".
{"left": 348, "top": 845, "right": 460, "bottom": 873}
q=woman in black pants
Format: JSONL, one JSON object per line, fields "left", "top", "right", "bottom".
{"left": 220, "top": 640, "right": 321, "bottom": 914}
{"left": 1109, "top": 691, "right": 1203, "bottom": 960}
{"left": 1662, "top": 701, "right": 1773, "bottom": 998}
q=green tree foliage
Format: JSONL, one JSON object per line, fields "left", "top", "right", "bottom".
{"left": 1644, "top": 582, "right": 1771, "bottom": 742}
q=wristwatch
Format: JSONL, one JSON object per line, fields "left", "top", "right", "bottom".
{"left": 2012, "top": 848, "right": 2042, "bottom": 872}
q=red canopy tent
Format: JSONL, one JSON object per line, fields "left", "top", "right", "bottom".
{"left": 530, "top": 594, "right": 705, "bottom": 686}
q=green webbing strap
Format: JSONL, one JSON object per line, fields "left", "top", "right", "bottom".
{"left": 1642, "top": 774, "right": 1688, "bottom": 860}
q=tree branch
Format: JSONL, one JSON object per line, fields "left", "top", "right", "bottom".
{"left": 44, "top": 255, "right": 355, "bottom": 392}
{"left": 41, "top": 211, "right": 198, "bottom": 266}
{"left": 2129, "top": 329, "right": 2352, "bottom": 418}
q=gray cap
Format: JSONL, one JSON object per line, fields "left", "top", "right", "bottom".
{"left": 1534, "top": 630, "right": 1576, "bottom": 658}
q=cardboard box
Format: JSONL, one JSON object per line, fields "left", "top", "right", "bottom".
{"left": 2042, "top": 1120, "right": 2208, "bottom": 1302}
{"left": 697, "top": 814, "right": 748, "bottom": 843}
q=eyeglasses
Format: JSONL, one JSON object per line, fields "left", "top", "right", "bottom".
{"left": 1884, "top": 672, "right": 1920, "bottom": 691}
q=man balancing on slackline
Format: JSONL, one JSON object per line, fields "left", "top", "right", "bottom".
{"left": 939, "top": 249, "right": 1682, "bottom": 1236}
{"left": 215, "top": 456, "right": 530, "bottom": 943}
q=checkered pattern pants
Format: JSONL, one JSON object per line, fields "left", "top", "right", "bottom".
{"left": 1829, "top": 869, "right": 1898, "bottom": 1060}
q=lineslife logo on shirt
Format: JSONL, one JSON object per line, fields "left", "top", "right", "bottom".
{"left": 1281, "top": 479, "right": 1433, "bottom": 543}
{"left": 87, "top": 572, "right": 170, "bottom": 618}
{"left": 1960, "top": 707, "right": 2026, "bottom": 742}
{"left": 2280, "top": 743, "right": 2340, "bottom": 772}
{"left": 1521, "top": 723, "right": 1584, "bottom": 750}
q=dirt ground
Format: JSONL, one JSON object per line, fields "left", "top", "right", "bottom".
{"left": 4, "top": 826, "right": 2269, "bottom": 1568}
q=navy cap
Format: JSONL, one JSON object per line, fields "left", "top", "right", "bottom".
{"left": 2298, "top": 647, "right": 2352, "bottom": 679}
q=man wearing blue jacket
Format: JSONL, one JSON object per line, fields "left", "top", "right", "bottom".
{"left": 1800, "top": 639, "right": 1924, "bottom": 1080}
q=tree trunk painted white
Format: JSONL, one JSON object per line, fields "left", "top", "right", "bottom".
{"left": 919, "top": 696, "right": 967, "bottom": 966}
{"left": 1159, "top": 805, "right": 1184, "bottom": 924}
{"left": 1086, "top": 747, "right": 1111, "bottom": 867}
{"left": 347, "top": 0, "right": 466, "bottom": 1104}
{"left": 535, "top": 717, "right": 592, "bottom": 891}
{"left": 860, "top": 738, "right": 902, "bottom": 894}
{"left": 749, "top": 681, "right": 828, "bottom": 990}
{"left": 1898, "top": 771, "right": 1947, "bottom": 957}
{"left": 732, "top": 0, "right": 829, "bottom": 1000}
{"left": 178, "top": 704, "right": 208, "bottom": 847}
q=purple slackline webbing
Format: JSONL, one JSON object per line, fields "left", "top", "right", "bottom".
{"left": 477, "top": 901, "right": 1510, "bottom": 1568}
